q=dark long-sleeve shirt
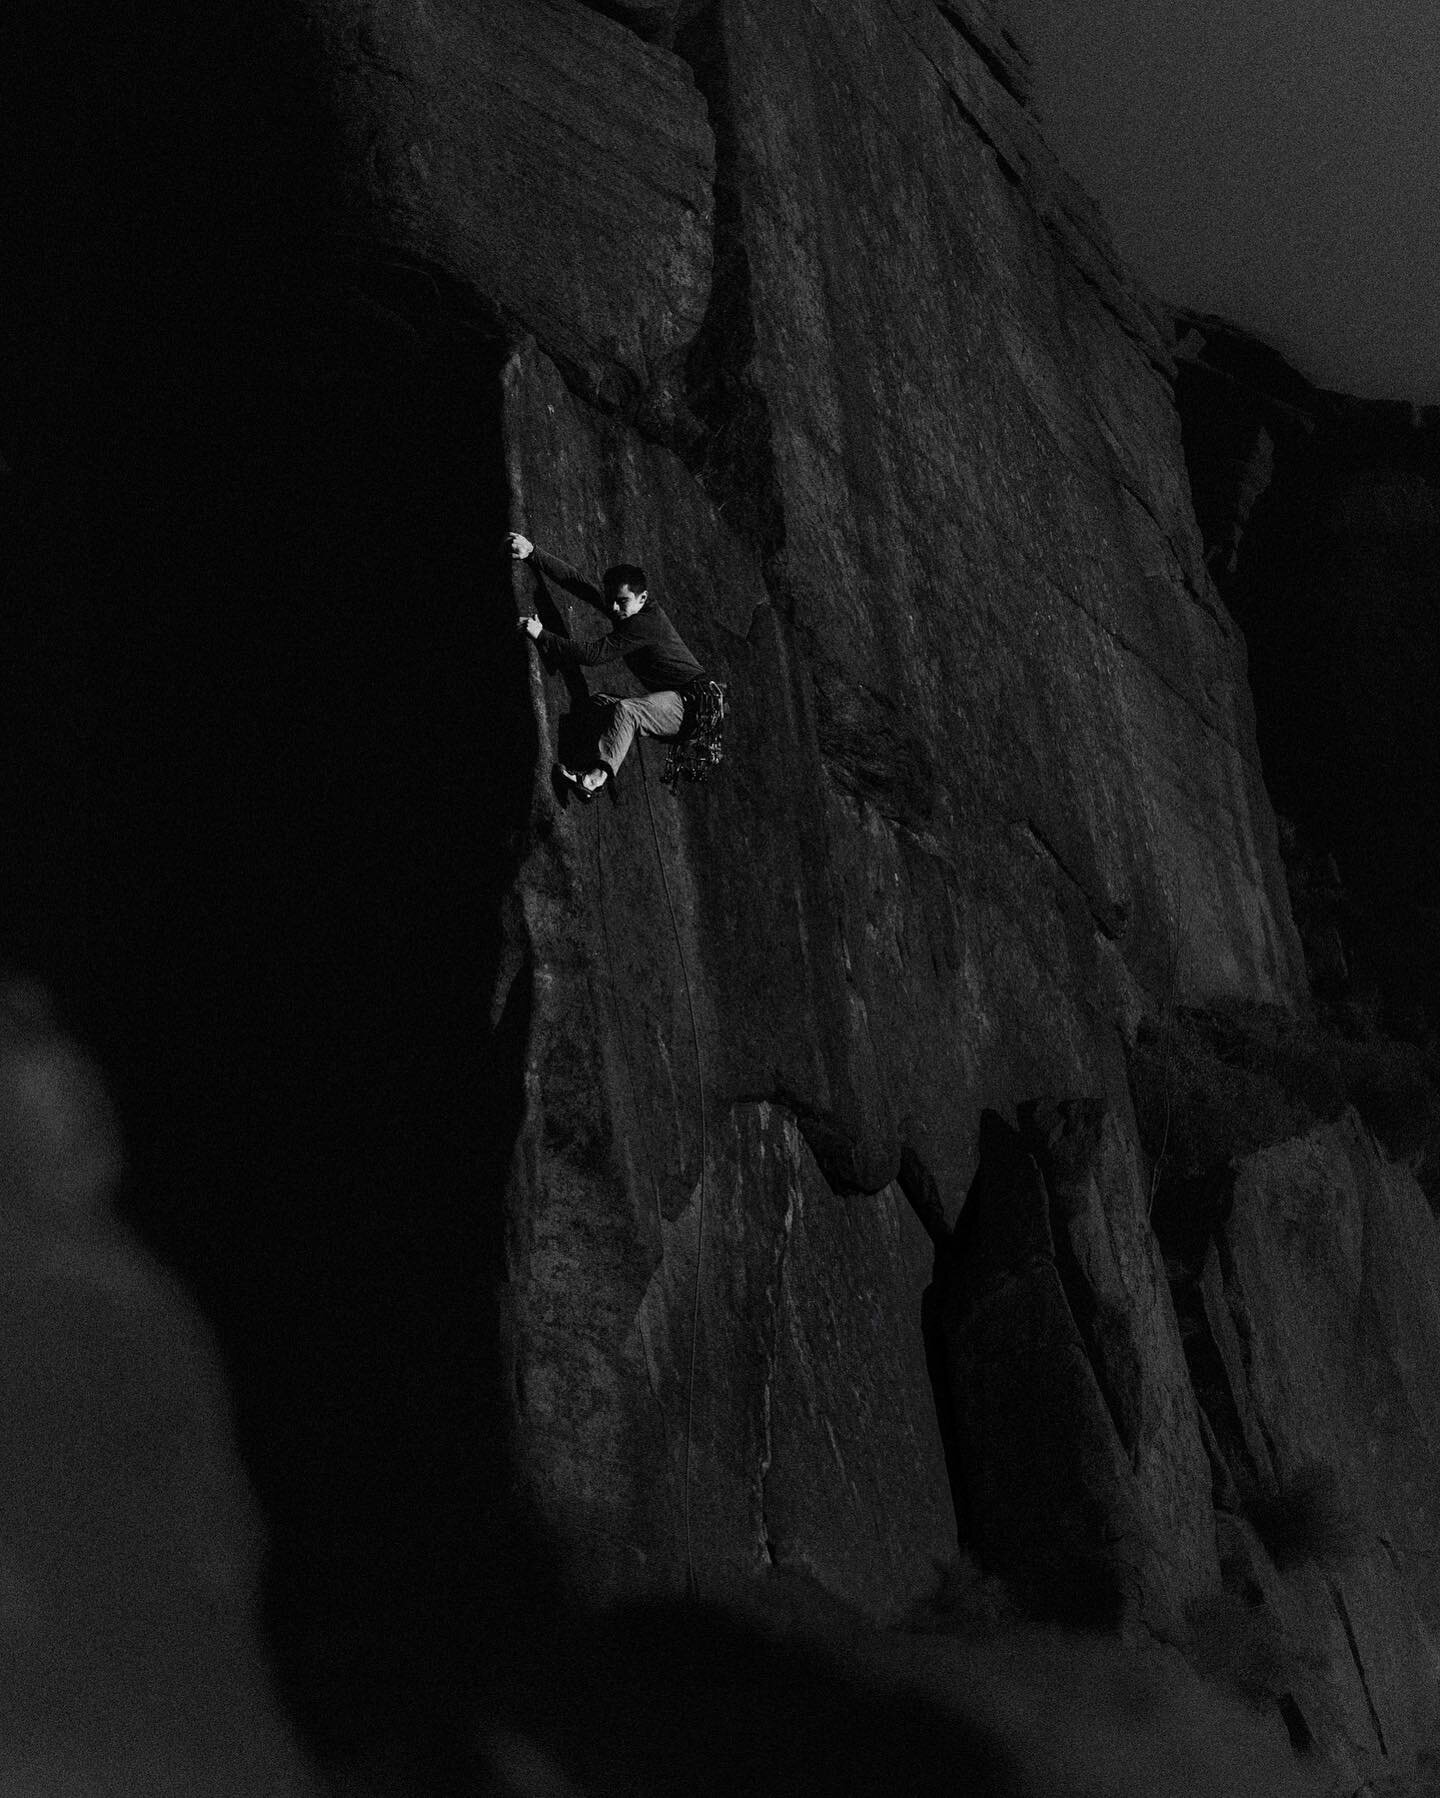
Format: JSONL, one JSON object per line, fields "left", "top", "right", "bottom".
{"left": 531, "top": 548, "right": 706, "bottom": 694}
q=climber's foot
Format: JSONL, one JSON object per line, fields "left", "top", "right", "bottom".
{"left": 558, "top": 763, "right": 610, "bottom": 802}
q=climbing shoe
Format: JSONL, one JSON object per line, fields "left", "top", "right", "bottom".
{"left": 557, "top": 763, "right": 610, "bottom": 802}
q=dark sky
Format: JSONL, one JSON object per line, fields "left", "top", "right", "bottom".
{"left": 1001, "top": 0, "right": 1440, "bottom": 403}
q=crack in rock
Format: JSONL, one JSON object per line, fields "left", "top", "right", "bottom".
{"left": 1327, "top": 1575, "right": 1389, "bottom": 1758}
{"left": 756, "top": 1176, "right": 798, "bottom": 1566}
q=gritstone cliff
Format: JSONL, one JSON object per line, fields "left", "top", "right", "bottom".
{"left": 1175, "top": 311, "right": 1440, "bottom": 1037}
{"left": 2, "top": 0, "right": 1439, "bottom": 1791}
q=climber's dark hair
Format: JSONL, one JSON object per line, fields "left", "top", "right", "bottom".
{"left": 603, "top": 562, "right": 648, "bottom": 598}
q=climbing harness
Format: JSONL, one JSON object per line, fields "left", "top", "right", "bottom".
{"left": 637, "top": 751, "right": 709, "bottom": 1602}
{"left": 661, "top": 680, "right": 728, "bottom": 791}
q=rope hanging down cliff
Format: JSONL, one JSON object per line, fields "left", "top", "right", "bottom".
{"left": 512, "top": 531, "right": 715, "bottom": 1597}
{"left": 637, "top": 749, "right": 709, "bottom": 1603}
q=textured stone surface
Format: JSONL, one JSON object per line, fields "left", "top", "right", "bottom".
{"left": 935, "top": 0, "right": 1034, "bottom": 107}
{"left": 317, "top": 0, "right": 714, "bottom": 403}
{"left": 579, "top": 0, "right": 683, "bottom": 43}
{"left": 495, "top": 0, "right": 1302, "bottom": 1611}
{"left": 937, "top": 1106, "right": 1216, "bottom": 1637}
{"left": 14, "top": 0, "right": 1436, "bottom": 1780}
{"left": 1174, "top": 313, "right": 1440, "bottom": 1027}
{"left": 707, "top": 0, "right": 1300, "bottom": 1007}
{"left": 1188, "top": 1114, "right": 1440, "bottom": 1784}
{"left": 632, "top": 1105, "right": 957, "bottom": 1616}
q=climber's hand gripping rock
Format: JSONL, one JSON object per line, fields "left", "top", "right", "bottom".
{"left": 510, "top": 533, "right": 543, "bottom": 634}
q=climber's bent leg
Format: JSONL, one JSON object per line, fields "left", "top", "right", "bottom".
{"left": 596, "top": 690, "right": 684, "bottom": 776}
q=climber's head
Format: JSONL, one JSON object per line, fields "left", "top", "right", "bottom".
{"left": 603, "top": 564, "right": 649, "bottom": 619}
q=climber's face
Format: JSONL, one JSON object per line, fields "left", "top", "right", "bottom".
{"left": 612, "top": 584, "right": 647, "bottom": 619}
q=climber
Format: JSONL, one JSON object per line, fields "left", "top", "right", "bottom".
{"left": 510, "top": 532, "right": 709, "bottom": 800}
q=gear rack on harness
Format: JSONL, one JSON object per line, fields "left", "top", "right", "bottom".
{"left": 662, "top": 680, "right": 728, "bottom": 790}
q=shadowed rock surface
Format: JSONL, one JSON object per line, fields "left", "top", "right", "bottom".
{"left": 496, "top": 0, "right": 1302, "bottom": 1617}
{"left": 1191, "top": 1115, "right": 1440, "bottom": 1780}
{"left": 1174, "top": 312, "right": 1440, "bottom": 1035}
{"left": 3, "top": 1, "right": 1440, "bottom": 1792}
{"left": 937, "top": 1105, "right": 1217, "bottom": 1638}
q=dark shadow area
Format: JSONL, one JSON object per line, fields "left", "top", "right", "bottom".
{"left": 577, "top": 0, "right": 683, "bottom": 46}
{"left": 672, "top": 2, "right": 788, "bottom": 562}
{"left": 1223, "top": 425, "right": 1440, "bottom": 1024}
{"left": 934, "top": 1112, "right": 1128, "bottom": 1634}
{"left": 1020, "top": 1100, "right": 1145, "bottom": 1467}
{"left": 484, "top": 1598, "right": 1025, "bottom": 1797}
{"left": 896, "top": 1144, "right": 971, "bottom": 1548}
{"left": 920, "top": 1275, "right": 970, "bottom": 1546}
{"left": 0, "top": 5, "right": 556, "bottom": 1778}
{"left": 18, "top": 313, "right": 551, "bottom": 1772}
{"left": 1174, "top": 332, "right": 1440, "bottom": 1037}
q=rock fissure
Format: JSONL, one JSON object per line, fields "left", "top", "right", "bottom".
{"left": 897, "top": 1145, "right": 953, "bottom": 1252}
{"left": 1252, "top": 1414, "right": 1282, "bottom": 1492}
{"left": 755, "top": 1178, "right": 798, "bottom": 1564}
{"left": 671, "top": 8, "right": 789, "bottom": 561}
{"left": 932, "top": 1, "right": 1031, "bottom": 108}
{"left": 942, "top": 87, "right": 1023, "bottom": 188}
{"left": 873, "top": 0, "right": 1027, "bottom": 153}
{"left": 734, "top": 1092, "right": 900, "bottom": 1198}
{"left": 574, "top": 0, "right": 687, "bottom": 46}
{"left": 1038, "top": 574, "right": 1237, "bottom": 749}
{"left": 1175, "top": 562, "right": 1231, "bottom": 630}
{"left": 1062, "top": 256, "right": 1174, "bottom": 379}
{"left": 1016, "top": 819, "right": 1124, "bottom": 940}
{"left": 1105, "top": 469, "right": 1231, "bottom": 629}
{"left": 1328, "top": 1576, "right": 1389, "bottom": 1757}
{"left": 866, "top": 0, "right": 1030, "bottom": 192}
{"left": 1215, "top": 1234, "right": 1258, "bottom": 1374}
{"left": 1172, "top": 1283, "right": 1263, "bottom": 1497}
{"left": 1274, "top": 1695, "right": 1316, "bottom": 1758}
{"left": 1020, "top": 1107, "right": 1150, "bottom": 1472}
{"left": 1049, "top": 1223, "right": 1139, "bottom": 1461}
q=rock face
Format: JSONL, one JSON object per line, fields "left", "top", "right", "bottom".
{"left": 937, "top": 1104, "right": 1217, "bottom": 1640}
{"left": 492, "top": 0, "right": 1302, "bottom": 1608}
{"left": 1174, "top": 313, "right": 1440, "bottom": 1030}
{"left": 319, "top": 0, "right": 714, "bottom": 406}
{"left": 1176, "top": 1115, "right": 1440, "bottom": 1784}
{"left": 9, "top": 0, "right": 1440, "bottom": 1788}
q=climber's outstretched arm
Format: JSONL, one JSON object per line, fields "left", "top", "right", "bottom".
{"left": 508, "top": 533, "right": 604, "bottom": 610}
{"left": 529, "top": 624, "right": 626, "bottom": 666}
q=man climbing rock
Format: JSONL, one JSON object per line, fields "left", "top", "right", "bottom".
{"left": 511, "top": 532, "right": 707, "bottom": 800}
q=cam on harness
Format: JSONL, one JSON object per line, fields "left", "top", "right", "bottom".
{"left": 661, "top": 680, "right": 728, "bottom": 790}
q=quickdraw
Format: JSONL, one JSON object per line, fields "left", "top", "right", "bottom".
{"left": 661, "top": 680, "right": 728, "bottom": 790}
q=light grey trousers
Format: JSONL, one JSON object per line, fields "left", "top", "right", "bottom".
{"left": 596, "top": 690, "right": 685, "bottom": 774}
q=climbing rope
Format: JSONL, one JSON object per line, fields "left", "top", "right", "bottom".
{"left": 637, "top": 748, "right": 708, "bottom": 1603}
